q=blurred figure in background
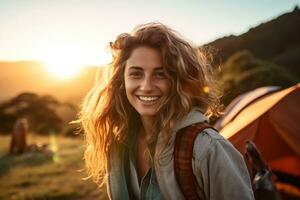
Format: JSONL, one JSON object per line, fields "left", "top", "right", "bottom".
{"left": 10, "top": 118, "right": 28, "bottom": 154}
{"left": 245, "top": 140, "right": 282, "bottom": 200}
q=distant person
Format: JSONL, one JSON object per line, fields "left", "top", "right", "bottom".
{"left": 78, "top": 23, "right": 254, "bottom": 199}
{"left": 10, "top": 118, "right": 28, "bottom": 154}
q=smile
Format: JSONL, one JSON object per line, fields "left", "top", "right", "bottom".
{"left": 137, "top": 95, "right": 160, "bottom": 102}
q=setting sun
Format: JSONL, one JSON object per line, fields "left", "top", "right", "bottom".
{"left": 40, "top": 44, "right": 88, "bottom": 79}
{"left": 40, "top": 43, "right": 112, "bottom": 79}
{"left": 44, "top": 59, "right": 84, "bottom": 79}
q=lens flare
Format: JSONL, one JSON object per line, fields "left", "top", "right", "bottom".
{"left": 50, "top": 133, "right": 60, "bottom": 163}
{"left": 203, "top": 86, "right": 210, "bottom": 93}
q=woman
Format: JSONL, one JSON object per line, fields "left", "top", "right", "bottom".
{"left": 79, "top": 23, "right": 254, "bottom": 200}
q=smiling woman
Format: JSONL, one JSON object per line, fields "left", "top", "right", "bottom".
{"left": 78, "top": 22, "right": 254, "bottom": 200}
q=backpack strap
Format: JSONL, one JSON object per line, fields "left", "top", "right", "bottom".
{"left": 174, "top": 122, "right": 213, "bottom": 200}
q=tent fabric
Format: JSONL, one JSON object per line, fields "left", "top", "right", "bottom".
{"left": 217, "top": 84, "right": 300, "bottom": 177}
{"left": 215, "top": 86, "right": 280, "bottom": 130}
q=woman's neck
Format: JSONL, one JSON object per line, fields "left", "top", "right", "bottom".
{"left": 140, "top": 116, "right": 155, "bottom": 138}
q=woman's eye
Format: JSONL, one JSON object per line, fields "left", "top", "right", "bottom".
{"left": 155, "top": 72, "right": 167, "bottom": 79}
{"left": 129, "top": 71, "right": 143, "bottom": 78}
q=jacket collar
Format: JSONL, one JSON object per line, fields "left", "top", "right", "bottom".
{"left": 156, "top": 107, "right": 208, "bottom": 150}
{"left": 173, "top": 107, "right": 208, "bottom": 132}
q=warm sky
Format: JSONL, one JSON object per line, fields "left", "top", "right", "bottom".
{"left": 0, "top": 0, "right": 299, "bottom": 66}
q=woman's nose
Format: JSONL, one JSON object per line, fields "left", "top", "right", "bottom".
{"left": 140, "top": 76, "right": 154, "bottom": 91}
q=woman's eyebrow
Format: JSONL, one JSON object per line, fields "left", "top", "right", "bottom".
{"left": 128, "top": 66, "right": 143, "bottom": 71}
{"left": 128, "top": 66, "right": 164, "bottom": 71}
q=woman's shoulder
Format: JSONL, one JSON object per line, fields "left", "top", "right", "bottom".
{"left": 193, "top": 127, "right": 242, "bottom": 161}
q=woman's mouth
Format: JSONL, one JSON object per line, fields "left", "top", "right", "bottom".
{"left": 137, "top": 95, "right": 160, "bottom": 103}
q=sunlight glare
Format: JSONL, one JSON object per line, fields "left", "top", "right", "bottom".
{"left": 45, "top": 58, "right": 83, "bottom": 79}
{"left": 40, "top": 43, "right": 113, "bottom": 79}
{"left": 41, "top": 45, "right": 88, "bottom": 79}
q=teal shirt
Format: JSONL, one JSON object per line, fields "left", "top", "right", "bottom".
{"left": 130, "top": 165, "right": 162, "bottom": 200}
{"left": 119, "top": 134, "right": 163, "bottom": 200}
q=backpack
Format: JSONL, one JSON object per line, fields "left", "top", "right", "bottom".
{"left": 174, "top": 123, "right": 282, "bottom": 200}
{"left": 174, "top": 122, "right": 214, "bottom": 200}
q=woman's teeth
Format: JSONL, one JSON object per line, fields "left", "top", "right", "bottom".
{"left": 138, "top": 96, "right": 159, "bottom": 102}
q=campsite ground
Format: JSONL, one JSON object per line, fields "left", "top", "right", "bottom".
{"left": 0, "top": 134, "right": 107, "bottom": 200}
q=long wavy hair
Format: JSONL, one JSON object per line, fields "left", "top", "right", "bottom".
{"left": 78, "top": 22, "right": 222, "bottom": 185}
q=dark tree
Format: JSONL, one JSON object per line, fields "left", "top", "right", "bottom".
{"left": 0, "top": 92, "right": 63, "bottom": 134}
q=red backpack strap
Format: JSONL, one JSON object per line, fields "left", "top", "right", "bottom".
{"left": 174, "top": 122, "right": 213, "bottom": 200}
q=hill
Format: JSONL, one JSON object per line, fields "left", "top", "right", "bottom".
{"left": 205, "top": 6, "right": 300, "bottom": 77}
{"left": 219, "top": 50, "right": 299, "bottom": 105}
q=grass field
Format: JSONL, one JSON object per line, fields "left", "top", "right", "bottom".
{"left": 0, "top": 133, "right": 107, "bottom": 200}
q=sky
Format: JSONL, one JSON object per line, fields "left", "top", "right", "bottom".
{"left": 0, "top": 0, "right": 299, "bottom": 66}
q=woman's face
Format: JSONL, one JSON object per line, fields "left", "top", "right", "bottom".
{"left": 124, "top": 46, "right": 170, "bottom": 119}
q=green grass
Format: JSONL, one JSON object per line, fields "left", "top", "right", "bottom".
{"left": 0, "top": 134, "right": 107, "bottom": 200}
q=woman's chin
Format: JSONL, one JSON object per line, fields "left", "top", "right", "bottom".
{"left": 136, "top": 109, "right": 158, "bottom": 119}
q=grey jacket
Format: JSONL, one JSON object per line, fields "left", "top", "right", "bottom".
{"left": 108, "top": 107, "right": 255, "bottom": 200}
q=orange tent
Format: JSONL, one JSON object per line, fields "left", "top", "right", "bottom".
{"left": 216, "top": 84, "right": 300, "bottom": 178}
